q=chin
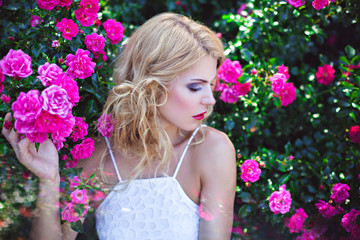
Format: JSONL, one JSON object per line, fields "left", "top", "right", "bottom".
{"left": 180, "top": 122, "right": 202, "bottom": 132}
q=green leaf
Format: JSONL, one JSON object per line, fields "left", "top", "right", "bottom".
{"left": 239, "top": 192, "right": 251, "bottom": 203}
{"left": 31, "top": 43, "right": 45, "bottom": 58}
{"left": 307, "top": 185, "right": 317, "bottom": 193}
{"left": 279, "top": 174, "right": 290, "bottom": 184}
{"left": 238, "top": 204, "right": 251, "bottom": 218}
{"left": 70, "top": 220, "right": 84, "bottom": 233}
{"left": 0, "top": 143, "right": 8, "bottom": 156}
{"left": 345, "top": 45, "right": 356, "bottom": 59}
{"left": 351, "top": 55, "right": 360, "bottom": 65}
{"left": 88, "top": 172, "right": 97, "bottom": 180}
{"left": 35, "top": 142, "right": 40, "bottom": 152}
{"left": 339, "top": 56, "right": 350, "bottom": 65}
{"left": 284, "top": 142, "right": 291, "bottom": 155}
{"left": 241, "top": 48, "right": 252, "bottom": 62}
{"left": 7, "top": 2, "right": 22, "bottom": 10}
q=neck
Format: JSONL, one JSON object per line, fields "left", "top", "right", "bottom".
{"left": 163, "top": 125, "right": 190, "bottom": 147}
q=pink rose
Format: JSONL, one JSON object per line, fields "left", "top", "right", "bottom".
{"left": 41, "top": 85, "right": 72, "bottom": 118}
{"left": 312, "top": 0, "right": 329, "bottom": 10}
{"left": 0, "top": 49, "right": 33, "bottom": 78}
{"left": 232, "top": 81, "right": 251, "bottom": 96}
{"left": 279, "top": 82, "right": 297, "bottom": 107}
{"left": 287, "top": 208, "right": 308, "bottom": 233}
{"left": 69, "top": 176, "right": 81, "bottom": 189}
{"left": 36, "top": 0, "right": 60, "bottom": 11}
{"left": 53, "top": 139, "right": 64, "bottom": 151}
{"left": 37, "top": 62, "right": 64, "bottom": 87}
{"left": 251, "top": 68, "right": 257, "bottom": 75}
{"left": 14, "top": 119, "right": 36, "bottom": 135}
{"left": 65, "top": 49, "right": 96, "bottom": 79}
{"left": 268, "top": 184, "right": 292, "bottom": 214}
{"left": 219, "top": 84, "right": 239, "bottom": 104}
{"left": 94, "top": 19, "right": 101, "bottom": 27}
{"left": 103, "top": 19, "right": 124, "bottom": 44}
{"left": 287, "top": 0, "right": 306, "bottom": 8}
{"left": 217, "top": 58, "right": 243, "bottom": 83}
{"left": 61, "top": 202, "right": 88, "bottom": 222}
{"left": 97, "top": 113, "right": 116, "bottom": 138}
{"left": 80, "top": 0, "right": 99, "bottom": 14}
{"left": 30, "top": 15, "right": 42, "bottom": 27}
{"left": 51, "top": 40, "right": 60, "bottom": 48}
{"left": 66, "top": 159, "right": 79, "bottom": 168}
{"left": 74, "top": 7, "right": 98, "bottom": 27}
{"left": 349, "top": 125, "right": 360, "bottom": 144}
{"left": 35, "top": 110, "right": 65, "bottom": 133}
{"left": 26, "top": 131, "right": 49, "bottom": 143}
{"left": 341, "top": 209, "right": 360, "bottom": 233}
{"left": 240, "top": 159, "right": 261, "bottom": 183}
{"left": 70, "top": 189, "right": 89, "bottom": 204}
{"left": 316, "top": 64, "right": 335, "bottom": 85}
{"left": 270, "top": 73, "right": 287, "bottom": 94}
{"left": 58, "top": 0, "right": 72, "bottom": 7}
{"left": 84, "top": 32, "right": 105, "bottom": 53}
{"left": 70, "top": 117, "right": 88, "bottom": 142}
{"left": 315, "top": 200, "right": 337, "bottom": 218}
{"left": 1, "top": 94, "right": 10, "bottom": 103}
{"left": 330, "top": 183, "right": 350, "bottom": 203}
{"left": 56, "top": 18, "right": 79, "bottom": 41}
{"left": 0, "top": 69, "right": 4, "bottom": 93}
{"left": 53, "top": 74, "right": 80, "bottom": 106}
{"left": 296, "top": 230, "right": 316, "bottom": 240}
{"left": 51, "top": 112, "right": 75, "bottom": 142}
{"left": 277, "top": 64, "right": 290, "bottom": 79}
{"left": 89, "top": 190, "right": 106, "bottom": 202}
{"left": 70, "top": 138, "right": 95, "bottom": 160}
{"left": 12, "top": 90, "right": 43, "bottom": 122}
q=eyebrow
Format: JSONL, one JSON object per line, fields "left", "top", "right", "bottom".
{"left": 190, "top": 76, "right": 217, "bottom": 83}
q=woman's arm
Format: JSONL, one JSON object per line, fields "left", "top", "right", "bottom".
{"left": 2, "top": 113, "right": 80, "bottom": 240}
{"left": 198, "top": 129, "right": 237, "bottom": 240}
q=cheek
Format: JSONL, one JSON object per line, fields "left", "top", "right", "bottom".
{"left": 170, "top": 88, "right": 193, "bottom": 110}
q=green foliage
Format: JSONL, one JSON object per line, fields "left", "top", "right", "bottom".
{"left": 0, "top": 0, "right": 360, "bottom": 239}
{"left": 210, "top": 0, "right": 360, "bottom": 239}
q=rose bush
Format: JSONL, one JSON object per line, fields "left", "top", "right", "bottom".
{"left": 1, "top": 0, "right": 359, "bottom": 239}
{"left": 0, "top": 0, "right": 125, "bottom": 236}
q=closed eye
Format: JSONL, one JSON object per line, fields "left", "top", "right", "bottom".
{"left": 187, "top": 83, "right": 202, "bottom": 92}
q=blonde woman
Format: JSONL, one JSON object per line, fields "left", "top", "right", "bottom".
{"left": 2, "top": 12, "right": 236, "bottom": 240}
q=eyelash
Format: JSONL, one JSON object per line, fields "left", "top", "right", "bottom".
{"left": 187, "top": 81, "right": 215, "bottom": 92}
{"left": 187, "top": 84, "right": 202, "bottom": 92}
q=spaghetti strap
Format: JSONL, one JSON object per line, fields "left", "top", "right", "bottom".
{"left": 173, "top": 124, "right": 206, "bottom": 178}
{"left": 104, "top": 137, "right": 122, "bottom": 182}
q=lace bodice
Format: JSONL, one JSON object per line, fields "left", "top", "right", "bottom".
{"left": 95, "top": 125, "right": 205, "bottom": 240}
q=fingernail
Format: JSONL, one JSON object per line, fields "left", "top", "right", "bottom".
{"left": 4, "top": 121, "right": 11, "bottom": 130}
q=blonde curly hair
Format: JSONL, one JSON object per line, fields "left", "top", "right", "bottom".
{"left": 100, "top": 12, "right": 225, "bottom": 183}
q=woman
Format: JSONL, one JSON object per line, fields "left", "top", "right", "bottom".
{"left": 2, "top": 12, "right": 236, "bottom": 240}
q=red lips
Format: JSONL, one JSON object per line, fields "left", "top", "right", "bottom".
{"left": 192, "top": 111, "right": 207, "bottom": 120}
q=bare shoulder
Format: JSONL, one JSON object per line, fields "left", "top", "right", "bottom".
{"left": 76, "top": 136, "right": 107, "bottom": 180}
{"left": 197, "top": 126, "right": 235, "bottom": 160}
{"left": 195, "top": 126, "right": 236, "bottom": 175}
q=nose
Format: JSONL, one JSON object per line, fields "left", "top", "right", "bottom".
{"left": 202, "top": 88, "right": 216, "bottom": 106}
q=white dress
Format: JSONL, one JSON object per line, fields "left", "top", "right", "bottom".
{"left": 96, "top": 125, "right": 205, "bottom": 240}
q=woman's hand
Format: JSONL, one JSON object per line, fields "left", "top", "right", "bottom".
{"left": 2, "top": 112, "right": 60, "bottom": 181}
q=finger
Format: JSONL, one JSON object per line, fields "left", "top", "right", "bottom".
{"left": 1, "top": 113, "right": 13, "bottom": 138}
{"left": 17, "top": 137, "right": 34, "bottom": 166}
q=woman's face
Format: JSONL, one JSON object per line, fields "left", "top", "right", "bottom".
{"left": 159, "top": 55, "right": 217, "bottom": 132}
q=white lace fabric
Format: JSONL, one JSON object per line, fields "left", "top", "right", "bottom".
{"left": 95, "top": 125, "right": 205, "bottom": 240}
